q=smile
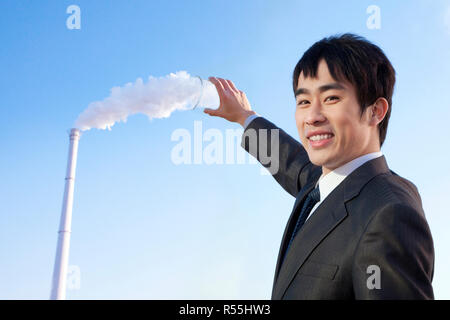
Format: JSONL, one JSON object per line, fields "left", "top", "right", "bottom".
{"left": 308, "top": 134, "right": 334, "bottom": 148}
{"left": 309, "top": 134, "right": 333, "bottom": 141}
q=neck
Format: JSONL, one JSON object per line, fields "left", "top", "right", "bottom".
{"left": 321, "top": 149, "right": 381, "bottom": 176}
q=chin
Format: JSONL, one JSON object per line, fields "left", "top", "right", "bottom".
{"left": 308, "top": 149, "right": 339, "bottom": 168}
{"left": 306, "top": 152, "right": 327, "bottom": 167}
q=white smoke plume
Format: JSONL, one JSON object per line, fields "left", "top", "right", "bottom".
{"left": 74, "top": 71, "right": 219, "bottom": 131}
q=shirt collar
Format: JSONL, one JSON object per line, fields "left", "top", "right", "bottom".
{"left": 315, "top": 151, "right": 383, "bottom": 201}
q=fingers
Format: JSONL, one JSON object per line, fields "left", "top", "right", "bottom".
{"left": 204, "top": 77, "right": 249, "bottom": 122}
{"left": 219, "top": 78, "right": 233, "bottom": 92}
{"left": 208, "top": 77, "right": 226, "bottom": 102}
{"left": 225, "top": 79, "right": 240, "bottom": 94}
{"left": 209, "top": 76, "right": 240, "bottom": 94}
{"left": 203, "top": 107, "right": 223, "bottom": 117}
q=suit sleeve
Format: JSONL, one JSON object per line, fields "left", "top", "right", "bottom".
{"left": 240, "top": 116, "right": 321, "bottom": 197}
{"left": 352, "top": 203, "right": 435, "bottom": 299}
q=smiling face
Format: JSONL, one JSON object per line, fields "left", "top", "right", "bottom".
{"left": 295, "top": 59, "right": 381, "bottom": 175}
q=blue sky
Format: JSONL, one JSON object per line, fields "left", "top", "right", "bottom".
{"left": 1, "top": 0, "right": 449, "bottom": 299}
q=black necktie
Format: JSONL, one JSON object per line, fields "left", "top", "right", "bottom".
{"left": 282, "top": 186, "right": 321, "bottom": 263}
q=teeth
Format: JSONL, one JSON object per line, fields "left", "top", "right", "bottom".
{"left": 309, "top": 134, "right": 333, "bottom": 141}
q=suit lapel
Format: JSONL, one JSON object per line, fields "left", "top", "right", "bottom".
{"left": 272, "top": 185, "right": 348, "bottom": 299}
{"left": 271, "top": 155, "right": 391, "bottom": 299}
{"left": 271, "top": 178, "right": 317, "bottom": 289}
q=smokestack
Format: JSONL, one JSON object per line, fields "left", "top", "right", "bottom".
{"left": 50, "top": 128, "right": 81, "bottom": 300}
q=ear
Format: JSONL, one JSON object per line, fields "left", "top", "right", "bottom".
{"left": 368, "top": 97, "right": 389, "bottom": 127}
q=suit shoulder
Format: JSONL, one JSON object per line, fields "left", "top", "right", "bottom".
{"left": 346, "top": 170, "right": 427, "bottom": 232}
{"left": 362, "top": 170, "right": 424, "bottom": 214}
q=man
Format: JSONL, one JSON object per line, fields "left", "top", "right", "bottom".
{"left": 203, "top": 33, "right": 434, "bottom": 299}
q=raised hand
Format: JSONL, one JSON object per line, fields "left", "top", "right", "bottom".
{"left": 204, "top": 77, "right": 256, "bottom": 126}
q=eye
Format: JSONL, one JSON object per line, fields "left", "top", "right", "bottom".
{"left": 297, "top": 99, "right": 310, "bottom": 106}
{"left": 325, "top": 96, "right": 339, "bottom": 102}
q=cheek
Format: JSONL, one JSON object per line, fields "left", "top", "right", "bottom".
{"left": 295, "top": 110, "right": 306, "bottom": 141}
{"left": 335, "top": 117, "right": 363, "bottom": 146}
{"left": 294, "top": 108, "right": 301, "bottom": 125}
{"left": 294, "top": 109, "right": 301, "bottom": 128}
{"left": 330, "top": 114, "right": 355, "bottom": 144}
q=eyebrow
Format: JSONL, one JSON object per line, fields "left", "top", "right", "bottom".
{"left": 294, "top": 82, "right": 346, "bottom": 97}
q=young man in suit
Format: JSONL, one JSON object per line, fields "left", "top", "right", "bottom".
{"left": 204, "top": 33, "right": 434, "bottom": 299}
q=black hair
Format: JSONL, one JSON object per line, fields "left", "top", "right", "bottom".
{"left": 292, "top": 33, "right": 396, "bottom": 147}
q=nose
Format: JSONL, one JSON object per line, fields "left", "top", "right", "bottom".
{"left": 304, "top": 101, "right": 326, "bottom": 126}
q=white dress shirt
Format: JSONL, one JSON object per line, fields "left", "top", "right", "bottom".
{"left": 243, "top": 113, "right": 260, "bottom": 129}
{"left": 306, "top": 151, "right": 383, "bottom": 221}
{"left": 242, "top": 115, "right": 383, "bottom": 221}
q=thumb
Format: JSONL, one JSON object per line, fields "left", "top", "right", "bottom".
{"left": 203, "top": 108, "right": 222, "bottom": 117}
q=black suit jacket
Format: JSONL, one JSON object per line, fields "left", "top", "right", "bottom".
{"left": 241, "top": 117, "right": 434, "bottom": 299}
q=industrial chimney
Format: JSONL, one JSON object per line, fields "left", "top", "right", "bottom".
{"left": 50, "top": 128, "right": 81, "bottom": 300}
